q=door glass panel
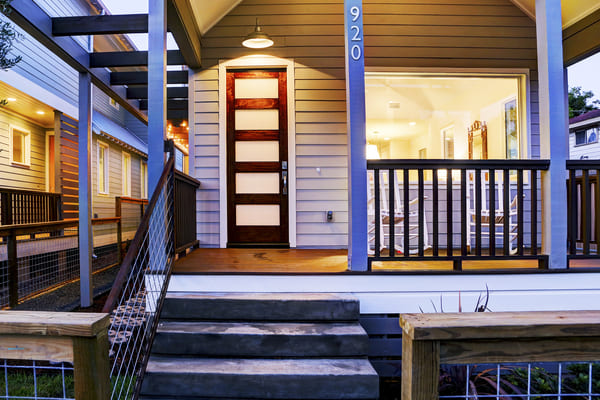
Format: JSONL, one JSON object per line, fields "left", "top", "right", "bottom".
{"left": 235, "top": 78, "right": 278, "bottom": 99}
{"left": 236, "top": 205, "right": 280, "bottom": 226}
{"left": 235, "top": 109, "right": 279, "bottom": 130}
{"left": 235, "top": 141, "right": 279, "bottom": 162}
{"left": 236, "top": 173, "right": 280, "bottom": 194}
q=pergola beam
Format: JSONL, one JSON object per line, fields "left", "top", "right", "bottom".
{"left": 90, "top": 50, "right": 185, "bottom": 68}
{"left": 167, "top": 0, "right": 202, "bottom": 69}
{"left": 8, "top": 0, "right": 148, "bottom": 124}
{"left": 52, "top": 14, "right": 148, "bottom": 36}
{"left": 139, "top": 99, "right": 188, "bottom": 111}
{"left": 111, "top": 70, "right": 188, "bottom": 85}
{"left": 127, "top": 86, "right": 188, "bottom": 100}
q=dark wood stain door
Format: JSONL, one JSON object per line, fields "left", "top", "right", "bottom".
{"left": 227, "top": 69, "right": 289, "bottom": 246}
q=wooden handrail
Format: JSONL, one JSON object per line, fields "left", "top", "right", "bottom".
{"left": 103, "top": 157, "right": 175, "bottom": 313}
{"left": 0, "top": 219, "right": 78, "bottom": 237}
{"left": 400, "top": 311, "right": 600, "bottom": 400}
{"left": 174, "top": 169, "right": 201, "bottom": 187}
{"left": 117, "top": 196, "right": 149, "bottom": 205}
{"left": 368, "top": 159, "right": 551, "bottom": 170}
{"left": 91, "top": 216, "right": 121, "bottom": 225}
{"left": 0, "top": 311, "right": 110, "bottom": 400}
{"left": 0, "top": 187, "right": 62, "bottom": 196}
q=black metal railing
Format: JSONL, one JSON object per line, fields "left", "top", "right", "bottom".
{"left": 567, "top": 160, "right": 600, "bottom": 260}
{"left": 174, "top": 170, "right": 200, "bottom": 254}
{"left": 367, "top": 159, "right": 550, "bottom": 270}
{"left": 0, "top": 188, "right": 62, "bottom": 225}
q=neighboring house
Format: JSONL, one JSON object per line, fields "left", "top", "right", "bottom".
{"left": 569, "top": 109, "right": 600, "bottom": 159}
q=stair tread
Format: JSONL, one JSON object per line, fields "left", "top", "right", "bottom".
{"left": 146, "top": 356, "right": 378, "bottom": 376}
{"left": 157, "top": 321, "right": 367, "bottom": 336}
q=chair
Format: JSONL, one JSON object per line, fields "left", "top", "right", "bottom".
{"left": 368, "top": 170, "right": 430, "bottom": 255}
{"left": 466, "top": 170, "right": 518, "bottom": 255}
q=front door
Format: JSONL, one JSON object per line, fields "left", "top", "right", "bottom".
{"left": 226, "top": 69, "right": 289, "bottom": 247}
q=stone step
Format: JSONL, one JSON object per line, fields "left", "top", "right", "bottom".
{"left": 140, "top": 357, "right": 379, "bottom": 399}
{"left": 161, "top": 293, "right": 360, "bottom": 321}
{"left": 152, "top": 321, "right": 369, "bottom": 357}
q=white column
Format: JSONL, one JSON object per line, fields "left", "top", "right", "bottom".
{"left": 78, "top": 72, "right": 93, "bottom": 307}
{"left": 148, "top": 0, "right": 167, "bottom": 193}
{"left": 536, "top": 0, "right": 569, "bottom": 268}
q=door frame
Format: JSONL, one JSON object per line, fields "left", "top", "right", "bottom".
{"left": 218, "top": 56, "right": 297, "bottom": 248}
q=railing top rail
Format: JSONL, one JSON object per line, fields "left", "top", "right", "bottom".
{"left": 103, "top": 157, "right": 175, "bottom": 313}
{"left": 566, "top": 159, "right": 600, "bottom": 168}
{"left": 0, "top": 187, "right": 62, "bottom": 196}
{"left": 116, "top": 196, "right": 149, "bottom": 205}
{"left": 401, "top": 310, "right": 600, "bottom": 341}
{"left": 174, "top": 169, "right": 201, "bottom": 188}
{"left": 0, "top": 219, "right": 78, "bottom": 236}
{"left": 368, "top": 159, "right": 551, "bottom": 170}
{"left": 0, "top": 310, "right": 110, "bottom": 337}
{"left": 92, "top": 217, "right": 121, "bottom": 225}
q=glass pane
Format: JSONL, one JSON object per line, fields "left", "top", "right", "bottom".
{"left": 12, "top": 132, "right": 23, "bottom": 163}
{"left": 235, "top": 78, "right": 279, "bottom": 99}
{"left": 99, "top": 148, "right": 105, "bottom": 193}
{"left": 236, "top": 173, "right": 280, "bottom": 194}
{"left": 236, "top": 205, "right": 280, "bottom": 226}
{"left": 235, "top": 141, "right": 279, "bottom": 162}
{"left": 235, "top": 109, "right": 279, "bottom": 130}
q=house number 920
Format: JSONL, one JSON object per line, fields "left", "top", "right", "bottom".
{"left": 349, "top": 6, "right": 362, "bottom": 61}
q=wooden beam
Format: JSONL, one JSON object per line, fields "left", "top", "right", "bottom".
{"left": 127, "top": 86, "right": 188, "bottom": 100}
{"left": 7, "top": 0, "right": 148, "bottom": 125}
{"left": 167, "top": 109, "right": 187, "bottom": 120}
{"left": 90, "top": 49, "right": 185, "bottom": 67}
{"left": 139, "top": 99, "right": 188, "bottom": 110}
{"left": 52, "top": 14, "right": 148, "bottom": 36}
{"left": 111, "top": 70, "right": 188, "bottom": 85}
{"left": 563, "top": 8, "right": 600, "bottom": 66}
{"left": 167, "top": 0, "right": 202, "bottom": 69}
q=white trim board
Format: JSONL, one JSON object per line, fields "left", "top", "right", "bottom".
{"left": 169, "top": 273, "right": 600, "bottom": 314}
{"left": 218, "top": 56, "right": 297, "bottom": 248}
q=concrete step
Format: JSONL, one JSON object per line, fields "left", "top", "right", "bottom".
{"left": 152, "top": 321, "right": 369, "bottom": 357}
{"left": 140, "top": 357, "right": 379, "bottom": 399}
{"left": 161, "top": 293, "right": 360, "bottom": 321}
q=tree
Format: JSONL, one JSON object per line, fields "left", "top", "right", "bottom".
{"left": 569, "top": 86, "right": 600, "bottom": 118}
{"left": 1, "top": 0, "right": 22, "bottom": 106}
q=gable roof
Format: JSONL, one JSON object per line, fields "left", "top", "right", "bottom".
{"left": 569, "top": 109, "right": 600, "bottom": 128}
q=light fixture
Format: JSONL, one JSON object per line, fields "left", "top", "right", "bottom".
{"left": 409, "top": 121, "right": 417, "bottom": 126}
{"left": 242, "top": 18, "right": 274, "bottom": 49}
{"left": 6, "top": 97, "right": 16, "bottom": 102}
{"left": 36, "top": 111, "right": 45, "bottom": 115}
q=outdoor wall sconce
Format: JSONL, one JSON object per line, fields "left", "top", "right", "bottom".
{"left": 242, "top": 18, "right": 274, "bottom": 49}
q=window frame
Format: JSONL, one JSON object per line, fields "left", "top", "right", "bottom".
{"left": 97, "top": 141, "right": 110, "bottom": 195}
{"left": 9, "top": 125, "right": 31, "bottom": 167}
{"left": 122, "top": 151, "right": 132, "bottom": 197}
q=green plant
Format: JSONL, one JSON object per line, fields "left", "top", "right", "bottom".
{"left": 1, "top": 0, "right": 22, "bottom": 71}
{"left": 0, "top": 370, "right": 74, "bottom": 398}
{"left": 421, "top": 284, "right": 491, "bottom": 313}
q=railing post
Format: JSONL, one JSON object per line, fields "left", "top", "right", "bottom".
{"left": 73, "top": 331, "right": 110, "bottom": 400}
{"left": 1, "top": 192, "right": 13, "bottom": 226}
{"left": 116, "top": 197, "right": 123, "bottom": 264}
{"left": 7, "top": 231, "right": 18, "bottom": 308}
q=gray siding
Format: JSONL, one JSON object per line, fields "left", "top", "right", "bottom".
{"left": 192, "top": 0, "right": 539, "bottom": 248}
{"left": 94, "top": 90, "right": 126, "bottom": 126}
{"left": 0, "top": 109, "right": 47, "bottom": 191}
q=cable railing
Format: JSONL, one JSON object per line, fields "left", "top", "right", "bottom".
{"left": 102, "top": 157, "right": 176, "bottom": 400}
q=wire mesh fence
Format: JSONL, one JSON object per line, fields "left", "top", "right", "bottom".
{"left": 439, "top": 362, "right": 600, "bottom": 399}
{"left": 104, "top": 161, "right": 175, "bottom": 400}
{"left": 0, "top": 360, "right": 75, "bottom": 400}
{"left": 92, "top": 221, "right": 120, "bottom": 273}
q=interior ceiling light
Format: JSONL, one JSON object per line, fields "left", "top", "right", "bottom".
{"left": 6, "top": 98, "right": 16, "bottom": 102}
{"left": 36, "top": 111, "right": 45, "bottom": 115}
{"left": 242, "top": 18, "right": 274, "bottom": 49}
{"left": 409, "top": 121, "right": 417, "bottom": 126}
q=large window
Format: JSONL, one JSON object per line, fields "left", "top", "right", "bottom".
{"left": 98, "top": 141, "right": 109, "bottom": 194}
{"left": 9, "top": 126, "right": 30, "bottom": 166}
{"left": 365, "top": 73, "right": 526, "bottom": 160}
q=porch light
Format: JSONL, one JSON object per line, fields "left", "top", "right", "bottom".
{"left": 242, "top": 18, "right": 274, "bottom": 49}
{"left": 6, "top": 97, "right": 16, "bottom": 102}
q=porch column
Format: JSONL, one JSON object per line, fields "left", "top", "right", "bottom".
{"left": 148, "top": 0, "right": 168, "bottom": 193}
{"left": 535, "top": 0, "right": 569, "bottom": 268}
{"left": 344, "top": 0, "right": 368, "bottom": 271}
{"left": 78, "top": 72, "right": 93, "bottom": 307}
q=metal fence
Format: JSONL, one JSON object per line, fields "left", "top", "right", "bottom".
{"left": 102, "top": 157, "right": 175, "bottom": 400}
{"left": 0, "top": 360, "right": 75, "bottom": 400}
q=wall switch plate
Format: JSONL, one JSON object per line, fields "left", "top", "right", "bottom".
{"left": 326, "top": 211, "right": 333, "bottom": 222}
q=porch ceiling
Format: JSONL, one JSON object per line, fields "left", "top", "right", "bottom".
{"left": 509, "top": 0, "right": 600, "bottom": 29}
{"left": 0, "top": 81, "right": 55, "bottom": 127}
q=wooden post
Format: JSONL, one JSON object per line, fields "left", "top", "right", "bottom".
{"left": 73, "top": 332, "right": 110, "bottom": 400}
{"left": 53, "top": 110, "right": 63, "bottom": 199}
{"left": 7, "top": 232, "right": 18, "bottom": 308}
{"left": 401, "top": 337, "right": 440, "bottom": 400}
{"left": 536, "top": 0, "right": 569, "bottom": 269}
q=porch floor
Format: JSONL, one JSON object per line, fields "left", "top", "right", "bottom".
{"left": 171, "top": 248, "right": 577, "bottom": 274}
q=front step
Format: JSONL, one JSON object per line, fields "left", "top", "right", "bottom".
{"left": 161, "top": 292, "right": 359, "bottom": 321}
{"left": 152, "top": 321, "right": 369, "bottom": 357}
{"left": 143, "top": 357, "right": 379, "bottom": 399}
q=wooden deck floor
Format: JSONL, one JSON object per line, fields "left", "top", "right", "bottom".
{"left": 172, "top": 248, "right": 557, "bottom": 274}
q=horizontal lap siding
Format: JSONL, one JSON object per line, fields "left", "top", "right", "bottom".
{"left": 192, "top": 0, "right": 539, "bottom": 248}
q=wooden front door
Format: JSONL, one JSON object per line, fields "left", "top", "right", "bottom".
{"left": 226, "top": 69, "right": 289, "bottom": 247}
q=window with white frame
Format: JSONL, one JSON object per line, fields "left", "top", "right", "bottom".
{"left": 122, "top": 152, "right": 131, "bottom": 196}
{"left": 140, "top": 160, "right": 148, "bottom": 199}
{"left": 98, "top": 141, "right": 109, "bottom": 194}
{"left": 575, "top": 127, "right": 598, "bottom": 146}
{"left": 9, "top": 126, "right": 31, "bottom": 166}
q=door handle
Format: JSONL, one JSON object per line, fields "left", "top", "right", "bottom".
{"left": 282, "top": 171, "right": 288, "bottom": 195}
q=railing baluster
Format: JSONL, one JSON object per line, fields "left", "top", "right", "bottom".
{"left": 432, "top": 169, "right": 438, "bottom": 257}
{"left": 517, "top": 169, "right": 524, "bottom": 256}
{"left": 583, "top": 169, "right": 591, "bottom": 255}
{"left": 403, "top": 169, "right": 409, "bottom": 257}
{"left": 569, "top": 169, "right": 577, "bottom": 255}
{"left": 374, "top": 170, "right": 381, "bottom": 258}
{"left": 418, "top": 168, "right": 424, "bottom": 257}
{"left": 389, "top": 169, "right": 395, "bottom": 257}
{"left": 475, "top": 169, "right": 482, "bottom": 256}
{"left": 489, "top": 169, "right": 496, "bottom": 257}
{"left": 503, "top": 169, "right": 510, "bottom": 256}
{"left": 461, "top": 169, "right": 467, "bottom": 257}
{"left": 447, "top": 169, "right": 453, "bottom": 258}
{"left": 531, "top": 169, "right": 538, "bottom": 256}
